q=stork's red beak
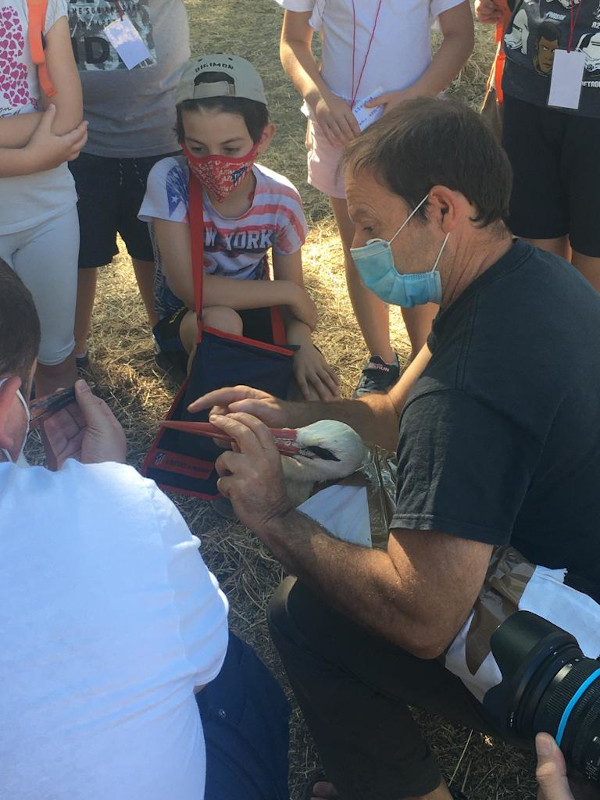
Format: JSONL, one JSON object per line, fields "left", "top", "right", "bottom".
{"left": 159, "top": 421, "right": 336, "bottom": 460}
{"left": 160, "top": 420, "right": 304, "bottom": 454}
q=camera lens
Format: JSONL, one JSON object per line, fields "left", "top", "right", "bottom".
{"left": 485, "top": 611, "right": 600, "bottom": 782}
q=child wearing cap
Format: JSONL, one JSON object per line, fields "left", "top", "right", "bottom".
{"left": 139, "top": 54, "right": 339, "bottom": 401}
{"left": 276, "top": 0, "right": 473, "bottom": 396}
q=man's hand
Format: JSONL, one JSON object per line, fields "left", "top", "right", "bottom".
{"left": 474, "top": 0, "right": 504, "bottom": 24}
{"left": 24, "top": 105, "right": 88, "bottom": 173}
{"left": 42, "top": 380, "right": 126, "bottom": 470}
{"left": 536, "top": 734, "right": 573, "bottom": 800}
{"left": 211, "top": 412, "right": 294, "bottom": 531}
{"left": 311, "top": 92, "right": 361, "bottom": 146}
{"left": 187, "top": 386, "right": 292, "bottom": 428}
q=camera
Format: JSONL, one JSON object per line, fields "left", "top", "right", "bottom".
{"left": 483, "top": 610, "right": 600, "bottom": 783}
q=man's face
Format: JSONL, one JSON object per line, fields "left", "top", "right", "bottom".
{"left": 345, "top": 167, "right": 431, "bottom": 277}
{"left": 535, "top": 35, "right": 558, "bottom": 74}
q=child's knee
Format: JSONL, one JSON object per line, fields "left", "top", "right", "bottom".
{"left": 203, "top": 306, "right": 243, "bottom": 335}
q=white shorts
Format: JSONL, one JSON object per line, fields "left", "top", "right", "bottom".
{"left": 0, "top": 208, "right": 79, "bottom": 365}
{"left": 306, "top": 119, "right": 347, "bottom": 199}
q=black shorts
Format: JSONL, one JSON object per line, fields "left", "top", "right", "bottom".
{"left": 153, "top": 306, "right": 276, "bottom": 354}
{"left": 502, "top": 94, "right": 600, "bottom": 257}
{"left": 69, "top": 150, "right": 180, "bottom": 269}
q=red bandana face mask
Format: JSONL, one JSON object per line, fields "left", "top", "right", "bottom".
{"left": 182, "top": 142, "right": 260, "bottom": 203}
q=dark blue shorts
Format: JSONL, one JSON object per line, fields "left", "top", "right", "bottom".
{"left": 503, "top": 94, "right": 600, "bottom": 257}
{"left": 69, "top": 151, "right": 180, "bottom": 269}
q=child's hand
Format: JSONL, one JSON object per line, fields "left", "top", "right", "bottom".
{"left": 311, "top": 92, "right": 361, "bottom": 146}
{"left": 365, "top": 89, "right": 416, "bottom": 115}
{"left": 26, "top": 105, "right": 88, "bottom": 173}
{"left": 474, "top": 0, "right": 504, "bottom": 23}
{"left": 293, "top": 344, "right": 341, "bottom": 401}
{"left": 286, "top": 284, "right": 318, "bottom": 331}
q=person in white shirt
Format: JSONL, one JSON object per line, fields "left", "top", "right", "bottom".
{"left": 276, "top": 0, "right": 474, "bottom": 396}
{"left": 0, "top": 261, "right": 230, "bottom": 800}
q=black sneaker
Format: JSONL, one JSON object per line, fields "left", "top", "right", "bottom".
{"left": 353, "top": 354, "right": 400, "bottom": 397}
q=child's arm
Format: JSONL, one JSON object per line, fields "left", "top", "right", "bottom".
{"left": 365, "top": 1, "right": 474, "bottom": 113}
{"left": 152, "top": 217, "right": 318, "bottom": 328}
{"left": 0, "top": 106, "right": 87, "bottom": 176}
{"left": 273, "top": 250, "right": 340, "bottom": 401}
{"left": 0, "top": 13, "right": 87, "bottom": 176}
{"left": 280, "top": 10, "right": 360, "bottom": 146}
{"left": 43, "top": 16, "right": 84, "bottom": 134}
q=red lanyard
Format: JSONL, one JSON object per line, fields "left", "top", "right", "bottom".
{"left": 568, "top": 0, "right": 583, "bottom": 52}
{"left": 113, "top": 0, "right": 124, "bottom": 20}
{"left": 350, "top": 0, "right": 383, "bottom": 107}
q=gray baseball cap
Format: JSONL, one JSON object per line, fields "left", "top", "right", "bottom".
{"left": 175, "top": 54, "right": 267, "bottom": 106}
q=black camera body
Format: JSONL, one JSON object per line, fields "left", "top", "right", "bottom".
{"left": 483, "top": 611, "right": 600, "bottom": 783}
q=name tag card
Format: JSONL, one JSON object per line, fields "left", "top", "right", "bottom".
{"left": 104, "top": 15, "right": 151, "bottom": 70}
{"left": 352, "top": 87, "right": 385, "bottom": 131}
{"left": 548, "top": 49, "right": 585, "bottom": 110}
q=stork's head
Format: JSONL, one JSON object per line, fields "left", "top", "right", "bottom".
{"left": 279, "top": 420, "right": 367, "bottom": 483}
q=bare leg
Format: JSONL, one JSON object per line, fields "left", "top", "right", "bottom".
{"left": 74, "top": 268, "right": 97, "bottom": 356}
{"left": 179, "top": 310, "right": 199, "bottom": 376}
{"left": 181, "top": 307, "right": 243, "bottom": 375}
{"left": 521, "top": 235, "right": 571, "bottom": 260}
{"left": 330, "top": 196, "right": 394, "bottom": 363}
{"left": 571, "top": 250, "right": 600, "bottom": 293}
{"left": 35, "top": 353, "right": 77, "bottom": 397}
{"left": 402, "top": 304, "right": 439, "bottom": 361}
{"left": 131, "top": 257, "right": 159, "bottom": 327}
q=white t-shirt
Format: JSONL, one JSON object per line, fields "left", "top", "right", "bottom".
{"left": 0, "top": 459, "right": 229, "bottom": 799}
{"left": 140, "top": 156, "right": 308, "bottom": 317}
{"left": 0, "top": 0, "right": 77, "bottom": 234}
{"left": 275, "top": 0, "right": 465, "bottom": 102}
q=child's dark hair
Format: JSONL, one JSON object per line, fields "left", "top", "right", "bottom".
{"left": 176, "top": 71, "right": 269, "bottom": 144}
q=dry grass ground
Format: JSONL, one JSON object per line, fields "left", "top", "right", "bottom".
{"left": 53, "top": 2, "right": 539, "bottom": 797}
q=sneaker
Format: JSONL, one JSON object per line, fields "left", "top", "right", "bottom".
{"left": 75, "top": 350, "right": 90, "bottom": 371}
{"left": 353, "top": 354, "right": 401, "bottom": 397}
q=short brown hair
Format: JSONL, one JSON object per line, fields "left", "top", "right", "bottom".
{"left": 0, "top": 260, "right": 40, "bottom": 385}
{"left": 343, "top": 97, "right": 512, "bottom": 227}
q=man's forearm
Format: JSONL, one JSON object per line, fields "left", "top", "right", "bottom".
{"left": 280, "top": 392, "right": 398, "bottom": 450}
{"left": 258, "top": 508, "right": 426, "bottom": 650}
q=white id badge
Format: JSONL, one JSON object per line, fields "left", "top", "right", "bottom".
{"left": 352, "top": 87, "right": 385, "bottom": 131}
{"left": 104, "top": 15, "right": 151, "bottom": 70}
{"left": 548, "top": 49, "right": 585, "bottom": 110}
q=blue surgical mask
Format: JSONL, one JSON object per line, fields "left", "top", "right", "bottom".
{"left": 350, "top": 194, "right": 449, "bottom": 307}
{"left": 0, "top": 378, "right": 30, "bottom": 465}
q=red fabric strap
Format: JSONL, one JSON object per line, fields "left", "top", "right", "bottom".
{"left": 188, "top": 174, "right": 205, "bottom": 343}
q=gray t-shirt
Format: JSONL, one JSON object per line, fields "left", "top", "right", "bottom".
{"left": 69, "top": 0, "right": 190, "bottom": 157}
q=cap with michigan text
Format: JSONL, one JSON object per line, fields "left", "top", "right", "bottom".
{"left": 175, "top": 54, "right": 267, "bottom": 106}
